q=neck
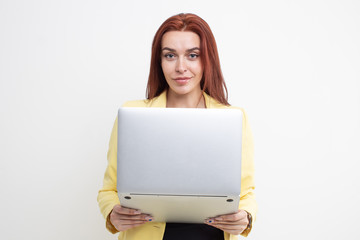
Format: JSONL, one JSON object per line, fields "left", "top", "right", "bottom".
{"left": 166, "top": 89, "right": 206, "bottom": 108}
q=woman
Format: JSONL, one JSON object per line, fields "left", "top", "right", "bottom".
{"left": 97, "top": 13, "right": 257, "bottom": 240}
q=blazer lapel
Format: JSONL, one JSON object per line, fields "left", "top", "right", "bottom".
{"left": 148, "top": 91, "right": 167, "bottom": 108}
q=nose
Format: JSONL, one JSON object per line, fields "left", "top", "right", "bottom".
{"left": 175, "top": 58, "right": 187, "bottom": 73}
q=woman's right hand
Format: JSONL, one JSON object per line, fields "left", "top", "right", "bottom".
{"left": 109, "top": 204, "right": 153, "bottom": 232}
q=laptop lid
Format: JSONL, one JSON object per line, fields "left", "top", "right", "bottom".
{"left": 117, "top": 107, "right": 243, "bottom": 222}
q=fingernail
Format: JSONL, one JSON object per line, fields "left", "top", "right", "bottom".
{"left": 206, "top": 219, "right": 213, "bottom": 223}
{"left": 145, "top": 216, "right": 153, "bottom": 221}
{"left": 134, "top": 210, "right": 141, "bottom": 214}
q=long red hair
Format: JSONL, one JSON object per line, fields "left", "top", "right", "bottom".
{"left": 146, "top": 13, "right": 229, "bottom": 105}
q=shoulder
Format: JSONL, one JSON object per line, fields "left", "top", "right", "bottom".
{"left": 206, "top": 94, "right": 244, "bottom": 112}
{"left": 205, "top": 94, "right": 249, "bottom": 121}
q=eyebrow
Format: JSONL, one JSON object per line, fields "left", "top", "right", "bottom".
{"left": 161, "top": 47, "right": 200, "bottom": 52}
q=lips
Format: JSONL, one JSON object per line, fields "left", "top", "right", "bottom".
{"left": 173, "top": 77, "right": 191, "bottom": 84}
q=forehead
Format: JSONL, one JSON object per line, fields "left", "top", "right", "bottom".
{"left": 161, "top": 31, "right": 200, "bottom": 50}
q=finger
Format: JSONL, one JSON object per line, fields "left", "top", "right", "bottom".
{"left": 204, "top": 217, "right": 240, "bottom": 224}
{"left": 113, "top": 205, "right": 142, "bottom": 215}
{"left": 211, "top": 216, "right": 247, "bottom": 225}
{"left": 211, "top": 220, "right": 244, "bottom": 225}
{"left": 114, "top": 219, "right": 148, "bottom": 226}
{"left": 118, "top": 214, "right": 153, "bottom": 221}
{"left": 214, "top": 210, "right": 247, "bottom": 222}
{"left": 116, "top": 222, "right": 147, "bottom": 231}
{"left": 211, "top": 223, "right": 245, "bottom": 230}
{"left": 212, "top": 225, "right": 245, "bottom": 235}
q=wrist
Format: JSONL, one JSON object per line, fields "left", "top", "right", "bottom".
{"left": 240, "top": 210, "right": 252, "bottom": 236}
{"left": 106, "top": 210, "right": 119, "bottom": 234}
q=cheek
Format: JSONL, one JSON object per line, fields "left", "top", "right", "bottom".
{"left": 161, "top": 62, "right": 172, "bottom": 77}
{"left": 192, "top": 62, "right": 203, "bottom": 76}
{"left": 189, "top": 59, "right": 201, "bottom": 70}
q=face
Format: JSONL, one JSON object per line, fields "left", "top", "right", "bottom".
{"left": 161, "top": 31, "right": 203, "bottom": 97}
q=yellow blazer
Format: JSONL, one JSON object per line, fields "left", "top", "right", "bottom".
{"left": 97, "top": 91, "right": 257, "bottom": 239}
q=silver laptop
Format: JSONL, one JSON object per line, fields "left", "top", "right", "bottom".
{"left": 117, "top": 107, "right": 243, "bottom": 223}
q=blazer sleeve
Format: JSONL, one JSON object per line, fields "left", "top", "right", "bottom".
{"left": 97, "top": 117, "right": 120, "bottom": 233}
{"left": 97, "top": 101, "right": 149, "bottom": 233}
{"left": 238, "top": 108, "right": 257, "bottom": 237}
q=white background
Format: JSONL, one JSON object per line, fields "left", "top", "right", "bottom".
{"left": 0, "top": 0, "right": 359, "bottom": 239}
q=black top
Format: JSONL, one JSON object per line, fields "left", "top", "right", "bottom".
{"left": 163, "top": 223, "right": 224, "bottom": 240}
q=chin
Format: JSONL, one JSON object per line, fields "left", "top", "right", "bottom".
{"left": 169, "top": 86, "right": 194, "bottom": 96}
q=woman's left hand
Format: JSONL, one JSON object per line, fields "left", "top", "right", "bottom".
{"left": 204, "top": 210, "right": 249, "bottom": 235}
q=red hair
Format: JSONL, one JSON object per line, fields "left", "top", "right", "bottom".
{"left": 146, "top": 13, "right": 229, "bottom": 105}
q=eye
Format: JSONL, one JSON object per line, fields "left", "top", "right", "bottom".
{"left": 164, "top": 53, "right": 175, "bottom": 59}
{"left": 188, "top": 53, "right": 199, "bottom": 59}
